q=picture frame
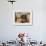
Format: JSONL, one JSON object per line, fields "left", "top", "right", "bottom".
{"left": 13, "top": 10, "right": 33, "bottom": 26}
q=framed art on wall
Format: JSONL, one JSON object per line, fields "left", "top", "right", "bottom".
{"left": 13, "top": 10, "right": 33, "bottom": 25}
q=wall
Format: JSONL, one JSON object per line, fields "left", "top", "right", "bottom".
{"left": 0, "top": 0, "right": 46, "bottom": 42}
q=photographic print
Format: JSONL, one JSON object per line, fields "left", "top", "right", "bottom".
{"left": 14, "top": 10, "right": 32, "bottom": 25}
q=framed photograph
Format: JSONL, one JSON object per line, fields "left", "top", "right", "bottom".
{"left": 13, "top": 10, "right": 32, "bottom": 25}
